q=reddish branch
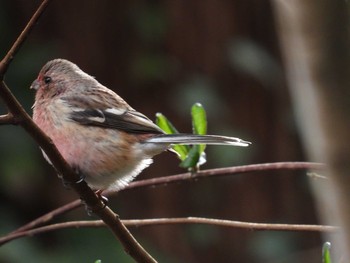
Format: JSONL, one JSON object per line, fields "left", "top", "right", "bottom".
{"left": 0, "top": 0, "right": 51, "bottom": 77}
{"left": 6, "top": 161, "right": 325, "bottom": 235}
{"left": 125, "top": 161, "right": 325, "bottom": 191}
{"left": 0, "top": 217, "right": 338, "bottom": 246}
{"left": 10, "top": 199, "right": 82, "bottom": 234}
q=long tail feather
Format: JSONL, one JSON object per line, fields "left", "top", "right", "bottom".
{"left": 144, "top": 134, "right": 251, "bottom": 147}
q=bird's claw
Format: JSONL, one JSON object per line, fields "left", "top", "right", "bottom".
{"left": 82, "top": 190, "right": 108, "bottom": 216}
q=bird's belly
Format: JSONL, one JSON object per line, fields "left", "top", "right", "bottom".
{"left": 50, "top": 123, "right": 163, "bottom": 190}
{"left": 34, "top": 109, "right": 166, "bottom": 190}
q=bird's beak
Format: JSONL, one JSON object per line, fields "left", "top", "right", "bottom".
{"left": 30, "top": 79, "right": 40, "bottom": 90}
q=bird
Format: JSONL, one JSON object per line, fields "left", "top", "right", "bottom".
{"left": 31, "top": 59, "right": 250, "bottom": 191}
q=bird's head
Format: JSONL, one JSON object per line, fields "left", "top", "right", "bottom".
{"left": 31, "top": 59, "right": 93, "bottom": 100}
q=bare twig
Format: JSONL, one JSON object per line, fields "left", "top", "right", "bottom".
{"left": 126, "top": 217, "right": 337, "bottom": 232}
{"left": 6, "top": 161, "right": 325, "bottom": 236}
{"left": 10, "top": 199, "right": 82, "bottom": 234}
{"left": 0, "top": 1, "right": 156, "bottom": 262}
{"left": 0, "top": 0, "right": 51, "bottom": 77}
{"left": 124, "top": 162, "right": 325, "bottom": 191}
{"left": 0, "top": 217, "right": 338, "bottom": 245}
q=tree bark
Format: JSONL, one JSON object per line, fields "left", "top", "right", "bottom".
{"left": 273, "top": 0, "right": 350, "bottom": 258}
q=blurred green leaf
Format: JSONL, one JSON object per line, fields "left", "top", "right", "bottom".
{"left": 191, "top": 103, "right": 207, "bottom": 154}
{"left": 94, "top": 260, "right": 102, "bottom": 263}
{"left": 156, "top": 104, "right": 209, "bottom": 170}
{"left": 156, "top": 113, "right": 190, "bottom": 160}
{"left": 180, "top": 145, "right": 201, "bottom": 169}
{"left": 131, "top": 53, "right": 170, "bottom": 82}
{"left": 131, "top": 4, "right": 167, "bottom": 44}
{"left": 156, "top": 112, "right": 179, "bottom": 134}
{"left": 191, "top": 103, "right": 207, "bottom": 135}
{"left": 322, "top": 242, "right": 332, "bottom": 263}
{"left": 179, "top": 103, "right": 208, "bottom": 170}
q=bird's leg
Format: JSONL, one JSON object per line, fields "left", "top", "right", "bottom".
{"left": 72, "top": 167, "right": 86, "bottom": 184}
{"left": 95, "top": 189, "right": 109, "bottom": 207}
{"left": 80, "top": 190, "right": 108, "bottom": 216}
{"left": 57, "top": 167, "right": 108, "bottom": 215}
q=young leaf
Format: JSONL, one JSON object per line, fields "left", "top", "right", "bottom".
{"left": 180, "top": 145, "right": 201, "bottom": 168}
{"left": 156, "top": 104, "right": 209, "bottom": 170}
{"left": 156, "top": 113, "right": 190, "bottom": 160}
{"left": 156, "top": 112, "right": 179, "bottom": 134}
{"left": 192, "top": 103, "right": 207, "bottom": 135}
{"left": 191, "top": 103, "right": 207, "bottom": 155}
{"left": 322, "top": 242, "right": 332, "bottom": 263}
{"left": 180, "top": 145, "right": 207, "bottom": 169}
{"left": 178, "top": 104, "right": 209, "bottom": 169}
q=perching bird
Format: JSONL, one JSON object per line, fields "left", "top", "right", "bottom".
{"left": 31, "top": 59, "right": 250, "bottom": 190}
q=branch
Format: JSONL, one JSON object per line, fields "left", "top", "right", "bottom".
{"left": 7, "top": 161, "right": 325, "bottom": 235}
{"left": 273, "top": 0, "right": 350, "bottom": 257}
{"left": 0, "top": 0, "right": 51, "bottom": 77}
{"left": 10, "top": 199, "right": 82, "bottom": 234}
{"left": 0, "top": 1, "right": 156, "bottom": 262}
{"left": 0, "top": 217, "right": 338, "bottom": 245}
{"left": 124, "top": 161, "right": 325, "bottom": 191}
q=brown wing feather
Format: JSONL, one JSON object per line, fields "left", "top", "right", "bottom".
{"left": 61, "top": 93, "right": 164, "bottom": 134}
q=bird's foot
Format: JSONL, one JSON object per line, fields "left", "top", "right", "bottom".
{"left": 82, "top": 190, "right": 108, "bottom": 216}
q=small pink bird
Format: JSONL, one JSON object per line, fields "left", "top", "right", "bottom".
{"left": 31, "top": 59, "right": 250, "bottom": 190}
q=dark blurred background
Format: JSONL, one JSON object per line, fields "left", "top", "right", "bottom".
{"left": 0, "top": 0, "right": 322, "bottom": 262}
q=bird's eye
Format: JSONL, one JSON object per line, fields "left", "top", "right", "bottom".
{"left": 44, "top": 76, "right": 52, "bottom": 84}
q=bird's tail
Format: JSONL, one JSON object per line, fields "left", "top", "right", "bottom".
{"left": 144, "top": 134, "right": 251, "bottom": 147}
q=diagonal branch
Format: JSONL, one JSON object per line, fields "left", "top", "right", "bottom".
{"left": 0, "top": 1, "right": 156, "bottom": 262}
{"left": 0, "top": 217, "right": 338, "bottom": 246}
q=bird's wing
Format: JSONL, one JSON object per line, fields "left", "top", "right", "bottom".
{"left": 61, "top": 93, "right": 164, "bottom": 134}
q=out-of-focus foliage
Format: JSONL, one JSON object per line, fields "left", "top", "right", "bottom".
{"left": 156, "top": 112, "right": 190, "bottom": 160}
{"left": 156, "top": 103, "right": 207, "bottom": 169}
{"left": 322, "top": 242, "right": 332, "bottom": 263}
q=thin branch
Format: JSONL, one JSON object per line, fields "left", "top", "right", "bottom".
{"left": 7, "top": 161, "right": 325, "bottom": 235}
{"left": 0, "top": 0, "right": 51, "bottom": 77}
{"left": 124, "top": 162, "right": 326, "bottom": 191}
{"left": 0, "top": 217, "right": 338, "bottom": 245}
{"left": 0, "top": 1, "right": 156, "bottom": 262}
{"left": 10, "top": 199, "right": 82, "bottom": 234}
{"left": 0, "top": 0, "right": 50, "bottom": 76}
{"left": 123, "top": 217, "right": 337, "bottom": 232}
